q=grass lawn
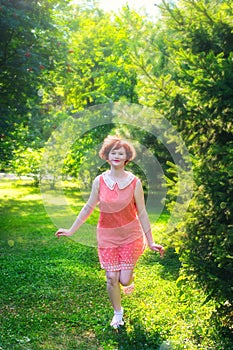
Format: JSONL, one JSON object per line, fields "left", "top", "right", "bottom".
{"left": 0, "top": 179, "right": 228, "bottom": 349}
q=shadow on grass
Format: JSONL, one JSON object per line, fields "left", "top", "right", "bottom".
{"left": 97, "top": 317, "right": 163, "bottom": 350}
{"left": 141, "top": 247, "right": 181, "bottom": 281}
{"left": 67, "top": 313, "right": 164, "bottom": 350}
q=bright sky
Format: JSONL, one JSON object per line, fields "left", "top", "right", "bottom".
{"left": 97, "top": 0, "right": 161, "bottom": 17}
{"left": 73, "top": 0, "right": 162, "bottom": 19}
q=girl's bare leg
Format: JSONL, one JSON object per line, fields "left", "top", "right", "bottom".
{"left": 106, "top": 271, "right": 121, "bottom": 311}
{"left": 106, "top": 269, "right": 135, "bottom": 327}
{"left": 119, "top": 269, "right": 134, "bottom": 287}
{"left": 106, "top": 271, "right": 124, "bottom": 328}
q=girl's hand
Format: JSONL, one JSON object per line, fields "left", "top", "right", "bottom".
{"left": 149, "top": 243, "right": 165, "bottom": 258}
{"left": 55, "top": 228, "right": 72, "bottom": 239}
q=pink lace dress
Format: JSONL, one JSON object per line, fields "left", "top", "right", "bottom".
{"left": 97, "top": 171, "right": 146, "bottom": 271}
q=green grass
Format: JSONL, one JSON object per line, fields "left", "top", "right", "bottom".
{"left": 0, "top": 179, "right": 228, "bottom": 349}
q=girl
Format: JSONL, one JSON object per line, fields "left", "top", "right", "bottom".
{"left": 55, "top": 135, "right": 164, "bottom": 329}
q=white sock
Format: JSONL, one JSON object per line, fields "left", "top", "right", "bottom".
{"left": 110, "top": 307, "right": 124, "bottom": 328}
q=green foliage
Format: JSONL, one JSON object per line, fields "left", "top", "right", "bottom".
{"left": 180, "top": 140, "right": 233, "bottom": 328}
{"left": 63, "top": 124, "right": 114, "bottom": 184}
{"left": 125, "top": 0, "right": 233, "bottom": 332}
{"left": 11, "top": 147, "right": 44, "bottom": 186}
{"left": 163, "top": 1, "right": 233, "bottom": 331}
{"left": 0, "top": 0, "right": 71, "bottom": 167}
{"left": 58, "top": 8, "right": 138, "bottom": 110}
{"left": 1, "top": 2, "right": 139, "bottom": 169}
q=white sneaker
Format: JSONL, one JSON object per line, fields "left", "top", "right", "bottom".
{"left": 110, "top": 307, "right": 124, "bottom": 329}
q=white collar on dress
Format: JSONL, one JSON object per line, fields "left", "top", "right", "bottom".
{"left": 102, "top": 171, "right": 135, "bottom": 190}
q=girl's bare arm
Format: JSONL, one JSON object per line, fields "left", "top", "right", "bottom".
{"left": 55, "top": 176, "right": 100, "bottom": 238}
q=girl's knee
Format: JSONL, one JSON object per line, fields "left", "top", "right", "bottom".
{"left": 120, "top": 277, "right": 131, "bottom": 287}
{"left": 119, "top": 271, "right": 134, "bottom": 287}
{"left": 106, "top": 271, "right": 119, "bottom": 286}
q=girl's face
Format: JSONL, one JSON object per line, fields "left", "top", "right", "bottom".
{"left": 108, "top": 146, "right": 127, "bottom": 168}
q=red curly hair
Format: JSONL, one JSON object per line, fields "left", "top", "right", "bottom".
{"left": 99, "top": 135, "right": 136, "bottom": 164}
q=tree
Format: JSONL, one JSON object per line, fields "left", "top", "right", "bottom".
{"left": 0, "top": 0, "right": 71, "bottom": 168}
{"left": 124, "top": 0, "right": 233, "bottom": 333}
{"left": 46, "top": 6, "right": 141, "bottom": 182}
{"left": 1, "top": 1, "right": 140, "bottom": 172}
{"left": 11, "top": 147, "right": 43, "bottom": 186}
{"left": 56, "top": 7, "right": 138, "bottom": 110}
